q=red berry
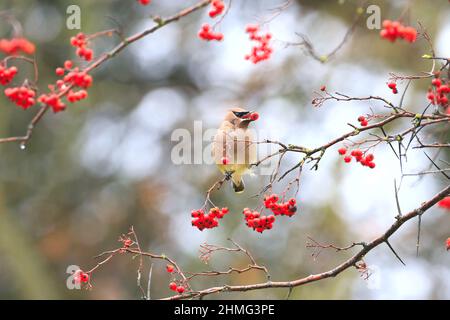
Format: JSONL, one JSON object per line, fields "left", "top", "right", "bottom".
{"left": 250, "top": 112, "right": 259, "bottom": 121}
{"left": 382, "top": 20, "right": 392, "bottom": 29}
{"left": 439, "top": 95, "right": 448, "bottom": 106}
{"left": 320, "top": 85, "right": 326, "bottom": 91}
{"left": 338, "top": 147, "right": 347, "bottom": 155}
{"left": 438, "top": 197, "right": 450, "bottom": 209}
{"left": 64, "top": 60, "right": 73, "bottom": 69}
{"left": 221, "top": 157, "right": 230, "bottom": 165}
{"left": 387, "top": 82, "right": 397, "bottom": 90}
{"left": 446, "top": 238, "right": 450, "bottom": 251}
{"left": 344, "top": 156, "right": 352, "bottom": 163}
{"left": 74, "top": 270, "right": 89, "bottom": 284}
{"left": 176, "top": 286, "right": 185, "bottom": 294}
{"left": 169, "top": 282, "right": 177, "bottom": 291}
{"left": 438, "top": 85, "right": 450, "bottom": 94}
{"left": 80, "top": 273, "right": 89, "bottom": 283}
{"left": 245, "top": 24, "right": 259, "bottom": 34}
{"left": 427, "top": 91, "right": 436, "bottom": 104}
{"left": 432, "top": 78, "right": 442, "bottom": 87}
{"left": 166, "top": 264, "right": 175, "bottom": 273}
{"left": 123, "top": 239, "right": 132, "bottom": 247}
{"left": 55, "top": 67, "right": 65, "bottom": 76}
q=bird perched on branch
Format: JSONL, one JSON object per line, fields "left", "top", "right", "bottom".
{"left": 212, "top": 107, "right": 259, "bottom": 193}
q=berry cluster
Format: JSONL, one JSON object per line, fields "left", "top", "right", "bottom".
{"left": 0, "top": 65, "right": 18, "bottom": 85}
{"left": 70, "top": 33, "right": 94, "bottom": 61}
{"left": 38, "top": 93, "right": 66, "bottom": 113}
{"left": 357, "top": 115, "right": 369, "bottom": 127}
{"left": 169, "top": 282, "right": 185, "bottom": 294}
{"left": 198, "top": 0, "right": 226, "bottom": 42}
{"left": 241, "top": 195, "right": 297, "bottom": 233}
{"left": 427, "top": 76, "right": 449, "bottom": 107}
{"left": 387, "top": 82, "right": 398, "bottom": 94}
{"left": 263, "top": 194, "right": 297, "bottom": 217}
{"left": 244, "top": 24, "right": 273, "bottom": 64}
{"left": 380, "top": 20, "right": 417, "bottom": 43}
{"left": 67, "top": 89, "right": 88, "bottom": 103}
{"left": 198, "top": 23, "right": 224, "bottom": 41}
{"left": 438, "top": 197, "right": 450, "bottom": 210}
{"left": 73, "top": 270, "right": 89, "bottom": 285}
{"left": 338, "top": 148, "right": 376, "bottom": 168}
{"left": 63, "top": 68, "right": 94, "bottom": 89}
{"left": 243, "top": 208, "right": 275, "bottom": 233}
{"left": 137, "top": 0, "right": 151, "bottom": 5}
{"left": 209, "top": 0, "right": 225, "bottom": 18}
{"left": 118, "top": 235, "right": 133, "bottom": 253}
{"left": 38, "top": 60, "right": 93, "bottom": 113}
{"left": 4, "top": 86, "right": 35, "bottom": 110}
{"left": 191, "top": 207, "right": 229, "bottom": 231}
{"left": 166, "top": 264, "right": 186, "bottom": 294}
{"left": 0, "top": 37, "right": 35, "bottom": 55}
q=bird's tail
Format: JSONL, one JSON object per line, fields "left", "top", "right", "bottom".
{"left": 232, "top": 176, "right": 245, "bottom": 193}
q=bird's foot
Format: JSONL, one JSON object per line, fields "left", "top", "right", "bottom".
{"left": 224, "top": 170, "right": 235, "bottom": 181}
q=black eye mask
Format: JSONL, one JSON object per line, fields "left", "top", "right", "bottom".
{"left": 232, "top": 111, "right": 250, "bottom": 118}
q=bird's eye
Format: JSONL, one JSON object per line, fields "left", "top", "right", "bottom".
{"left": 233, "top": 111, "right": 250, "bottom": 118}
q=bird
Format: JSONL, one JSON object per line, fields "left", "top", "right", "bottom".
{"left": 212, "top": 107, "right": 258, "bottom": 193}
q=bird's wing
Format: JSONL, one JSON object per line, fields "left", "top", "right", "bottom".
{"left": 245, "top": 129, "right": 257, "bottom": 166}
{"left": 212, "top": 123, "right": 233, "bottom": 163}
{"left": 212, "top": 122, "right": 256, "bottom": 168}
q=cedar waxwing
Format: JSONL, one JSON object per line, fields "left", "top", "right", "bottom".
{"left": 212, "top": 107, "right": 258, "bottom": 193}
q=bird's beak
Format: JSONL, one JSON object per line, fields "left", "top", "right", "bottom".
{"left": 240, "top": 111, "right": 254, "bottom": 119}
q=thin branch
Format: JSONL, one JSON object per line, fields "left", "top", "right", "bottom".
{"left": 0, "top": 0, "right": 212, "bottom": 146}
{"left": 163, "top": 184, "right": 450, "bottom": 300}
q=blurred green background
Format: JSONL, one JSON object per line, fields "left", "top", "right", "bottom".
{"left": 0, "top": 0, "right": 449, "bottom": 299}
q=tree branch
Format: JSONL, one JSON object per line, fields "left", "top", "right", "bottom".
{"left": 163, "top": 184, "right": 450, "bottom": 300}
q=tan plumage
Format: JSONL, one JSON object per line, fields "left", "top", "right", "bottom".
{"left": 212, "top": 107, "right": 257, "bottom": 193}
